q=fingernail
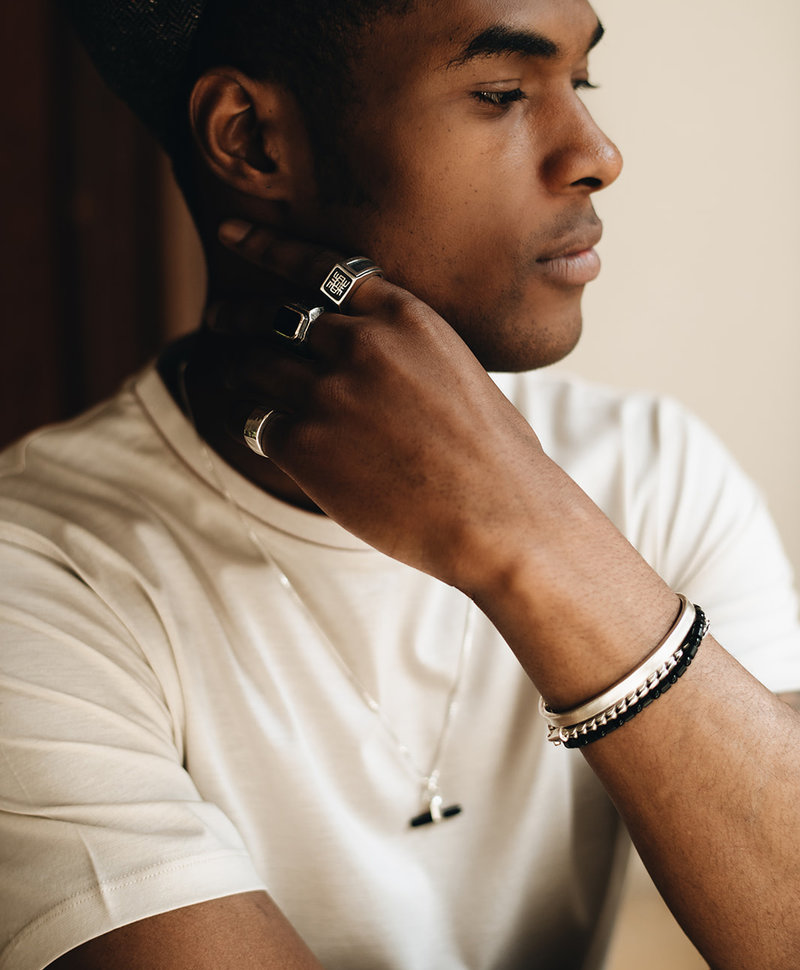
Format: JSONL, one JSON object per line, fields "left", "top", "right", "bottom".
{"left": 218, "top": 219, "right": 253, "bottom": 246}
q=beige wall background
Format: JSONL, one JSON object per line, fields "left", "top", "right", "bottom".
{"left": 555, "top": 0, "right": 800, "bottom": 582}
{"left": 563, "top": 2, "right": 800, "bottom": 966}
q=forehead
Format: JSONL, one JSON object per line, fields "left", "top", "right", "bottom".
{"left": 357, "top": 0, "right": 601, "bottom": 77}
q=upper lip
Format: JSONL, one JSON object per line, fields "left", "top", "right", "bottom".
{"left": 537, "top": 223, "right": 603, "bottom": 261}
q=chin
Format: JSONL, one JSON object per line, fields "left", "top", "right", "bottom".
{"left": 458, "top": 304, "right": 584, "bottom": 374}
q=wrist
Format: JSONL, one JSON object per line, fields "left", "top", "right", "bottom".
{"left": 465, "top": 456, "right": 680, "bottom": 709}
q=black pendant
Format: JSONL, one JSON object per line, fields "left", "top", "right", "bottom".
{"left": 409, "top": 801, "right": 463, "bottom": 828}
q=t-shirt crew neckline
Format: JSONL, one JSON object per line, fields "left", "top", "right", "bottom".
{"left": 133, "top": 364, "right": 375, "bottom": 552}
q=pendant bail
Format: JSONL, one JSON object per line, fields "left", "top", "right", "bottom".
{"left": 409, "top": 776, "right": 463, "bottom": 828}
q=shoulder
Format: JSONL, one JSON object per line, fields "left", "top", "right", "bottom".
{"left": 494, "top": 367, "right": 710, "bottom": 451}
{"left": 496, "top": 370, "right": 800, "bottom": 691}
{"left": 493, "top": 369, "right": 743, "bottom": 516}
{"left": 0, "top": 365, "right": 165, "bottom": 502}
{"left": 0, "top": 364, "right": 206, "bottom": 588}
{"left": 0, "top": 367, "right": 195, "bottom": 720}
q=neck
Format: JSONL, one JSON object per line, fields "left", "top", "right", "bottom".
{"left": 158, "top": 331, "right": 324, "bottom": 515}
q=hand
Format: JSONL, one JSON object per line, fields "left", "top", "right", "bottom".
{"left": 210, "top": 221, "right": 680, "bottom": 703}
{"left": 210, "top": 220, "right": 549, "bottom": 594}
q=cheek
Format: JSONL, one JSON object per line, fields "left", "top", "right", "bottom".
{"left": 325, "top": 121, "right": 583, "bottom": 370}
{"left": 352, "top": 133, "right": 538, "bottom": 298}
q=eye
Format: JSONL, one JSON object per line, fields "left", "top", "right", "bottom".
{"left": 572, "top": 79, "right": 599, "bottom": 92}
{"left": 471, "top": 88, "right": 526, "bottom": 108}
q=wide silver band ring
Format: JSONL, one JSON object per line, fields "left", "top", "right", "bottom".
{"left": 273, "top": 302, "right": 326, "bottom": 344}
{"left": 243, "top": 406, "right": 281, "bottom": 459}
{"left": 320, "top": 257, "right": 384, "bottom": 308}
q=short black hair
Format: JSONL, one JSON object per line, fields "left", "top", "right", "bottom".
{"left": 183, "top": 0, "right": 417, "bottom": 206}
{"left": 65, "top": 0, "right": 417, "bottom": 211}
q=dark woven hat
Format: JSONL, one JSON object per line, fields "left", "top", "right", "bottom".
{"left": 62, "top": 0, "right": 209, "bottom": 150}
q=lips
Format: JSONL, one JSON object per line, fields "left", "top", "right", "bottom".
{"left": 535, "top": 224, "right": 604, "bottom": 286}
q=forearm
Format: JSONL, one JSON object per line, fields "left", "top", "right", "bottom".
{"left": 468, "top": 454, "right": 679, "bottom": 707}
{"left": 471, "top": 456, "right": 800, "bottom": 969}
{"left": 587, "top": 642, "right": 800, "bottom": 969}
{"left": 48, "top": 892, "right": 326, "bottom": 970}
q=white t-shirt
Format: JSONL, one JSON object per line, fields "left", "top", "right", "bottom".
{"left": 1, "top": 364, "right": 798, "bottom": 970}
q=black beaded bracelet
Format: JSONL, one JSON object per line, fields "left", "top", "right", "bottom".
{"left": 563, "top": 605, "right": 708, "bottom": 749}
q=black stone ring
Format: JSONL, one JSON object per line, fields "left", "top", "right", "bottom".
{"left": 273, "top": 302, "right": 326, "bottom": 345}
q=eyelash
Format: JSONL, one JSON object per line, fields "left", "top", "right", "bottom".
{"left": 472, "top": 79, "right": 598, "bottom": 108}
{"left": 472, "top": 88, "right": 526, "bottom": 107}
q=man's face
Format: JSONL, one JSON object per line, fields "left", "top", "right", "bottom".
{"left": 298, "top": 0, "right": 622, "bottom": 371}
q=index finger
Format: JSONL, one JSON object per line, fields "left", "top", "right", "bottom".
{"left": 218, "top": 220, "right": 387, "bottom": 312}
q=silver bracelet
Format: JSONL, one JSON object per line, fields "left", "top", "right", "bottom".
{"left": 539, "top": 594, "right": 695, "bottom": 731}
{"left": 543, "top": 642, "right": 689, "bottom": 745}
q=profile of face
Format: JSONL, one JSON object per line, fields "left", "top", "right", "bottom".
{"left": 199, "top": 0, "right": 622, "bottom": 372}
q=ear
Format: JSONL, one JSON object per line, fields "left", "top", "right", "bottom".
{"left": 189, "top": 69, "right": 312, "bottom": 203}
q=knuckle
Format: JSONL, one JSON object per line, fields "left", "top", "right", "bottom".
{"left": 282, "top": 416, "right": 323, "bottom": 457}
{"left": 343, "top": 321, "right": 387, "bottom": 368}
{"left": 381, "top": 286, "right": 417, "bottom": 317}
{"left": 307, "top": 371, "right": 351, "bottom": 413}
{"left": 380, "top": 289, "right": 440, "bottom": 339}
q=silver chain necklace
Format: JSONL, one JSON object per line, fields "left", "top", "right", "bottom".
{"left": 177, "top": 358, "right": 474, "bottom": 827}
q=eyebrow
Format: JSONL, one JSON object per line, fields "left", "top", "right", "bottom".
{"left": 447, "top": 18, "right": 605, "bottom": 68}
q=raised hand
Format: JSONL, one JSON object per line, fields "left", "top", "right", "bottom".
{"left": 207, "top": 220, "right": 548, "bottom": 595}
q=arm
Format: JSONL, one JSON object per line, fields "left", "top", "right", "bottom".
{"left": 205, "top": 224, "right": 800, "bottom": 969}
{"left": 471, "top": 459, "right": 800, "bottom": 969}
{"left": 0, "top": 539, "right": 324, "bottom": 970}
{"left": 47, "top": 893, "right": 323, "bottom": 970}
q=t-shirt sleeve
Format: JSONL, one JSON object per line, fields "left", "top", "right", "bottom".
{"left": 631, "top": 396, "right": 800, "bottom": 693}
{"left": 520, "top": 374, "right": 800, "bottom": 695}
{"left": 0, "top": 532, "right": 266, "bottom": 970}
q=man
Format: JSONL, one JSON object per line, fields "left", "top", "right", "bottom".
{"left": 1, "top": 1, "right": 799, "bottom": 968}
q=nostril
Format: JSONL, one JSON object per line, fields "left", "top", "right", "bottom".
{"left": 573, "top": 176, "right": 603, "bottom": 188}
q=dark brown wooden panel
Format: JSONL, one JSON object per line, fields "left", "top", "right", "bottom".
{"left": 0, "top": 1, "right": 166, "bottom": 449}
{"left": 0, "top": 0, "right": 65, "bottom": 443}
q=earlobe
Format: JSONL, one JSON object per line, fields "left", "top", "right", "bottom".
{"left": 190, "top": 70, "right": 297, "bottom": 200}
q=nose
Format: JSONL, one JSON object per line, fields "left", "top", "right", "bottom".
{"left": 541, "top": 98, "right": 623, "bottom": 194}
